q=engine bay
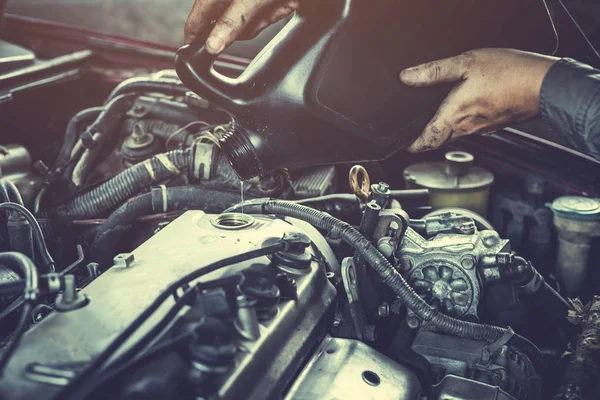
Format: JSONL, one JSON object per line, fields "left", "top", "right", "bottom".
{"left": 0, "top": 25, "right": 600, "bottom": 400}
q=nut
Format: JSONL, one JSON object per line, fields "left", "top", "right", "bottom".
{"left": 398, "top": 256, "right": 413, "bottom": 272}
{"left": 377, "top": 237, "right": 395, "bottom": 258}
{"left": 114, "top": 253, "right": 135, "bottom": 268}
{"left": 377, "top": 302, "right": 390, "bottom": 318}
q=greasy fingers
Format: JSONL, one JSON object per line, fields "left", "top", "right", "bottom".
{"left": 400, "top": 52, "right": 472, "bottom": 87}
{"left": 184, "top": 0, "right": 300, "bottom": 54}
{"left": 207, "top": 1, "right": 268, "bottom": 53}
{"left": 402, "top": 48, "right": 559, "bottom": 153}
{"left": 240, "top": 2, "right": 298, "bottom": 40}
{"left": 407, "top": 92, "right": 460, "bottom": 152}
{"left": 185, "top": 0, "right": 231, "bottom": 45}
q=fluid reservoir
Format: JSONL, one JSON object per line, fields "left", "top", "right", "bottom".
{"left": 549, "top": 196, "right": 600, "bottom": 295}
{"left": 403, "top": 151, "right": 494, "bottom": 217}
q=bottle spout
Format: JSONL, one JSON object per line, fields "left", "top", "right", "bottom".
{"left": 219, "top": 125, "right": 264, "bottom": 180}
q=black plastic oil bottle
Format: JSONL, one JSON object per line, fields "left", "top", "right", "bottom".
{"left": 175, "top": 0, "right": 557, "bottom": 180}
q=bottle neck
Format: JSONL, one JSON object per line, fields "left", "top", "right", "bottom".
{"left": 219, "top": 125, "right": 264, "bottom": 180}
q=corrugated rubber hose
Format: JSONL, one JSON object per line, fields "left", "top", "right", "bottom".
{"left": 89, "top": 186, "right": 244, "bottom": 264}
{"left": 55, "top": 149, "right": 191, "bottom": 219}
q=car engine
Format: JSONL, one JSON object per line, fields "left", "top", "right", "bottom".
{"left": 0, "top": 32, "right": 599, "bottom": 400}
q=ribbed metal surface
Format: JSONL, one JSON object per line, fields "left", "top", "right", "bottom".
{"left": 292, "top": 166, "right": 336, "bottom": 198}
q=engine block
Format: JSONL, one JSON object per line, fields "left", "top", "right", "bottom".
{"left": 0, "top": 211, "right": 337, "bottom": 400}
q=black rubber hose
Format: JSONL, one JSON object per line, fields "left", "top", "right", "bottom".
{"left": 56, "top": 107, "right": 103, "bottom": 170}
{"left": 105, "top": 78, "right": 187, "bottom": 105}
{"left": 294, "top": 193, "right": 359, "bottom": 205}
{"left": 85, "top": 94, "right": 139, "bottom": 139}
{"left": 226, "top": 200, "right": 508, "bottom": 342}
{"left": 389, "top": 189, "right": 430, "bottom": 201}
{"left": 0, "top": 180, "right": 23, "bottom": 206}
{"left": 89, "top": 186, "right": 243, "bottom": 262}
{"left": 71, "top": 94, "right": 139, "bottom": 186}
{"left": 55, "top": 149, "right": 191, "bottom": 219}
{"left": 295, "top": 190, "right": 430, "bottom": 206}
{"left": 0, "top": 203, "right": 54, "bottom": 272}
{"left": 58, "top": 242, "right": 287, "bottom": 400}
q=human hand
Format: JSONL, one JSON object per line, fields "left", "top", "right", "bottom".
{"left": 184, "top": 0, "right": 300, "bottom": 54}
{"left": 400, "top": 48, "right": 559, "bottom": 152}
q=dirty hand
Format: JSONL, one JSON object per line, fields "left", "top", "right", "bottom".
{"left": 184, "top": 0, "right": 300, "bottom": 54}
{"left": 400, "top": 48, "right": 559, "bottom": 153}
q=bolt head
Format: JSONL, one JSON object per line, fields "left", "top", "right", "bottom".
{"left": 377, "top": 238, "right": 394, "bottom": 258}
{"left": 482, "top": 232, "right": 500, "bottom": 248}
{"left": 461, "top": 255, "right": 477, "bottom": 269}
{"left": 407, "top": 315, "right": 420, "bottom": 329}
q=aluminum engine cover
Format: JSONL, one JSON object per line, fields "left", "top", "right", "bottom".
{"left": 0, "top": 211, "right": 337, "bottom": 400}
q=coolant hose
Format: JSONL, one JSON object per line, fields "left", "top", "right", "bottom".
{"left": 89, "top": 186, "right": 244, "bottom": 263}
{"left": 0, "top": 180, "right": 23, "bottom": 206}
{"left": 105, "top": 78, "right": 188, "bottom": 104}
{"left": 227, "top": 199, "right": 509, "bottom": 342}
{"left": 71, "top": 94, "right": 138, "bottom": 186}
{"left": 55, "top": 149, "right": 191, "bottom": 219}
{"left": 56, "top": 107, "right": 103, "bottom": 170}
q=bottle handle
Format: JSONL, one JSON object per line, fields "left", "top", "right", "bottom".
{"left": 174, "top": 37, "right": 242, "bottom": 108}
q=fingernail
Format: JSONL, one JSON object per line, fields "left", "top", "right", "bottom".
{"left": 206, "top": 36, "right": 225, "bottom": 54}
{"left": 400, "top": 69, "right": 418, "bottom": 84}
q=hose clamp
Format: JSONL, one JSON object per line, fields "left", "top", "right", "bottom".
{"left": 192, "top": 142, "right": 216, "bottom": 180}
{"left": 151, "top": 186, "right": 169, "bottom": 213}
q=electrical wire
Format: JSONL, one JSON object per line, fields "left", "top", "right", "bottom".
{"left": 68, "top": 331, "right": 194, "bottom": 400}
{"left": 107, "top": 287, "right": 197, "bottom": 370}
{"left": 58, "top": 241, "right": 287, "bottom": 400}
{"left": 0, "top": 203, "right": 55, "bottom": 272}
{"left": 165, "top": 121, "right": 210, "bottom": 149}
{"left": 66, "top": 289, "right": 196, "bottom": 399}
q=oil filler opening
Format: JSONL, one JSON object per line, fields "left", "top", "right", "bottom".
{"left": 211, "top": 213, "right": 256, "bottom": 230}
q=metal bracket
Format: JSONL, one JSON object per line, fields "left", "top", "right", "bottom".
{"left": 372, "top": 209, "right": 410, "bottom": 258}
{"left": 341, "top": 258, "right": 375, "bottom": 341}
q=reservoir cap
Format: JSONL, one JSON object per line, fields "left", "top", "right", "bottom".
{"left": 550, "top": 196, "right": 600, "bottom": 221}
{"left": 404, "top": 151, "right": 493, "bottom": 191}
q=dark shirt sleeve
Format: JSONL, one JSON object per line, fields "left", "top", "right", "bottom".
{"left": 540, "top": 58, "right": 600, "bottom": 160}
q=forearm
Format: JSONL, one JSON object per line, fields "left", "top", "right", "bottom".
{"left": 540, "top": 58, "right": 600, "bottom": 160}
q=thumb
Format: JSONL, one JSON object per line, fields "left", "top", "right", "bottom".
{"left": 400, "top": 53, "right": 469, "bottom": 87}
